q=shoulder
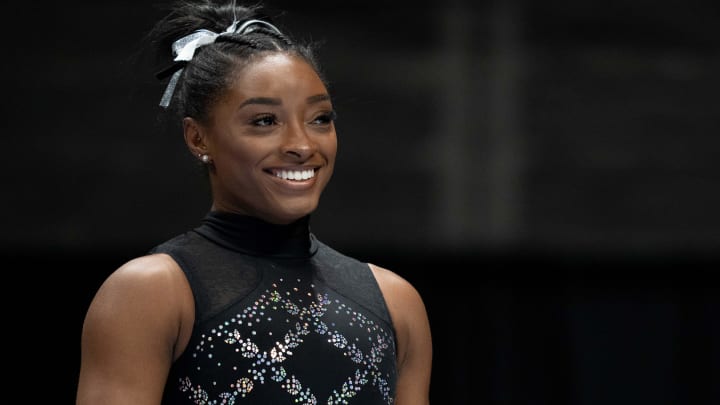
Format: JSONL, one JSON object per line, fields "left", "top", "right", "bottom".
{"left": 367, "top": 263, "right": 429, "bottom": 340}
{"left": 368, "top": 263, "right": 425, "bottom": 305}
{"left": 83, "top": 254, "right": 194, "bottom": 356}
{"left": 77, "top": 254, "right": 195, "bottom": 403}
{"left": 369, "top": 263, "right": 432, "bottom": 402}
{"left": 89, "top": 253, "right": 192, "bottom": 315}
{"left": 96, "top": 254, "right": 187, "bottom": 299}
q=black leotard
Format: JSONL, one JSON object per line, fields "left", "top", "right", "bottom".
{"left": 150, "top": 211, "right": 398, "bottom": 404}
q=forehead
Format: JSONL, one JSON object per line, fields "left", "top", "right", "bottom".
{"left": 227, "top": 53, "right": 328, "bottom": 98}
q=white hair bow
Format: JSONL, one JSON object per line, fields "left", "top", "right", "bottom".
{"left": 159, "top": 19, "right": 282, "bottom": 108}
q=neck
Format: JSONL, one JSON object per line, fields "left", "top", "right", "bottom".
{"left": 193, "top": 211, "right": 316, "bottom": 258}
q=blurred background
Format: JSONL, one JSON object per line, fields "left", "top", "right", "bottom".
{"left": 4, "top": 0, "right": 719, "bottom": 403}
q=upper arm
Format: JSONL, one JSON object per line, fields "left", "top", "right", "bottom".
{"left": 369, "top": 263, "right": 432, "bottom": 405}
{"left": 76, "top": 254, "right": 194, "bottom": 405}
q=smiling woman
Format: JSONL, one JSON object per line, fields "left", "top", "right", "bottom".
{"left": 74, "top": 1, "right": 432, "bottom": 405}
{"left": 184, "top": 53, "right": 338, "bottom": 224}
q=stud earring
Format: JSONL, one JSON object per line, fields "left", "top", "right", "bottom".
{"left": 199, "top": 154, "right": 211, "bottom": 164}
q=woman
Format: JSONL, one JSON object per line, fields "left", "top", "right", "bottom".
{"left": 76, "top": 1, "right": 432, "bottom": 404}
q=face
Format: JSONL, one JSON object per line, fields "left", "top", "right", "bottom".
{"left": 185, "top": 53, "right": 337, "bottom": 224}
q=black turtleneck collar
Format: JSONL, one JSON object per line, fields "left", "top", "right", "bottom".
{"left": 193, "top": 211, "right": 318, "bottom": 258}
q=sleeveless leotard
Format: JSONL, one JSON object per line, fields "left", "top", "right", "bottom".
{"left": 150, "top": 211, "right": 398, "bottom": 404}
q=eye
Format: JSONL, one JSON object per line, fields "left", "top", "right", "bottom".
{"left": 311, "top": 110, "right": 337, "bottom": 125}
{"left": 251, "top": 114, "right": 277, "bottom": 127}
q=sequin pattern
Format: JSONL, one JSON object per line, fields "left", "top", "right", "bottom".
{"left": 177, "top": 277, "right": 395, "bottom": 404}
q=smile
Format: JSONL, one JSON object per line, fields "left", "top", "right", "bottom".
{"left": 270, "top": 168, "right": 316, "bottom": 181}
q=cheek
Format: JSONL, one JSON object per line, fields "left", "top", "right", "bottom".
{"left": 222, "top": 139, "right": 267, "bottom": 164}
{"left": 323, "top": 135, "right": 338, "bottom": 163}
{"left": 214, "top": 145, "right": 261, "bottom": 180}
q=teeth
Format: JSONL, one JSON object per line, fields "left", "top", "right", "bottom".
{"left": 274, "top": 169, "right": 315, "bottom": 180}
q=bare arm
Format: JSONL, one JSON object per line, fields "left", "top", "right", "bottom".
{"left": 370, "top": 263, "right": 433, "bottom": 405}
{"left": 76, "top": 254, "right": 194, "bottom": 405}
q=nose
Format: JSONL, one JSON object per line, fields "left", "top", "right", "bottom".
{"left": 281, "top": 120, "right": 316, "bottom": 160}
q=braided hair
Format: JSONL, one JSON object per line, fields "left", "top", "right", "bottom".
{"left": 150, "top": 0, "right": 324, "bottom": 123}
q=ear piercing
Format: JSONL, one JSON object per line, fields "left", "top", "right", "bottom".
{"left": 198, "top": 153, "right": 211, "bottom": 164}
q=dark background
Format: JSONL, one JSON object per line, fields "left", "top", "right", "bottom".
{"left": 5, "top": 0, "right": 719, "bottom": 403}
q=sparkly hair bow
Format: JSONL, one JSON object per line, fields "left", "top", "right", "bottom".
{"left": 157, "top": 19, "right": 282, "bottom": 108}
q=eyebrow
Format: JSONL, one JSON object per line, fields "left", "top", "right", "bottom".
{"left": 239, "top": 97, "right": 281, "bottom": 108}
{"left": 306, "top": 94, "right": 332, "bottom": 104}
{"left": 238, "top": 94, "right": 331, "bottom": 109}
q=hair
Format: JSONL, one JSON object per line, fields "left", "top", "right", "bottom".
{"left": 148, "top": 0, "right": 324, "bottom": 123}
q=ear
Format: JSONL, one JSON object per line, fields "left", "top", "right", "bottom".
{"left": 183, "top": 117, "right": 208, "bottom": 158}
